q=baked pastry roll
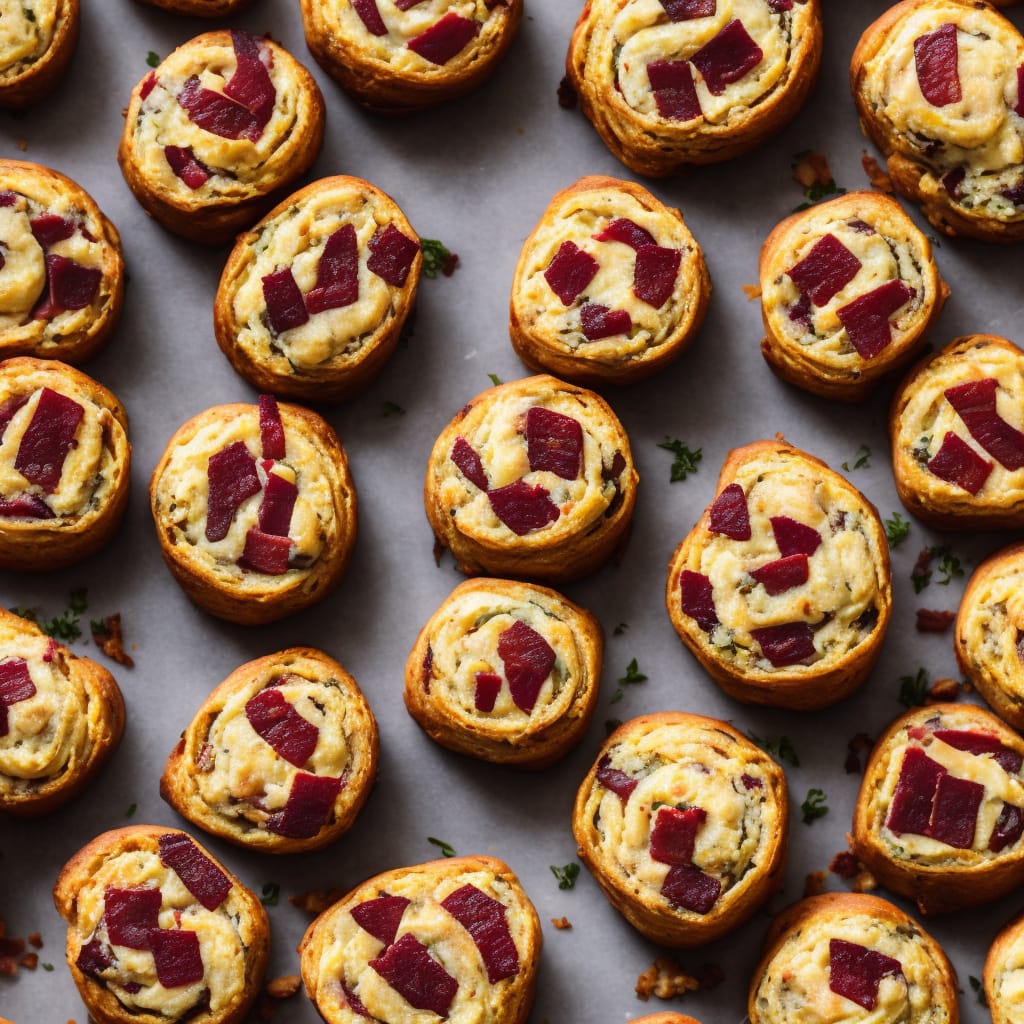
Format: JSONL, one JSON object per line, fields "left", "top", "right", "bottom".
{"left": 299, "top": 855, "right": 540, "bottom": 1024}
{"left": 118, "top": 30, "right": 325, "bottom": 246}
{"left": 566, "top": 0, "right": 822, "bottom": 178}
{"left": 134, "top": 0, "right": 253, "bottom": 15}
{"left": 851, "top": 702, "right": 1024, "bottom": 915}
{"left": 749, "top": 893, "right": 958, "bottom": 1024}
{"left": 0, "top": 0, "right": 78, "bottom": 109}
{"left": 161, "top": 647, "right": 378, "bottom": 853}
{"left": 214, "top": 175, "right": 421, "bottom": 402}
{"left": 890, "top": 334, "right": 1024, "bottom": 530}
{"left": 53, "top": 825, "right": 269, "bottom": 1024}
{"left": 629, "top": 1017, "right": 702, "bottom": 1024}
{"left": 666, "top": 439, "right": 891, "bottom": 710}
{"left": 508, "top": 175, "right": 710, "bottom": 387}
{"left": 149, "top": 394, "right": 356, "bottom": 625}
{"left": 985, "top": 909, "right": 1024, "bottom": 1024}
{"left": 424, "top": 374, "right": 637, "bottom": 584}
{"left": 759, "top": 190, "right": 948, "bottom": 402}
{"left": 573, "top": 713, "right": 787, "bottom": 947}
{"left": 300, "top": 0, "right": 523, "bottom": 115}
{"left": 404, "top": 578, "right": 602, "bottom": 768}
{"left": 0, "top": 159, "right": 123, "bottom": 364}
{"left": 851, "top": 0, "right": 1024, "bottom": 243}
{"left": 0, "top": 356, "right": 130, "bottom": 571}
{"left": 0, "top": 607, "right": 124, "bottom": 817}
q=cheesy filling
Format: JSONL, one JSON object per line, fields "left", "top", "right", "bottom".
{"left": 0, "top": 0, "right": 56, "bottom": 82}
{"left": 991, "top": 929, "right": 1024, "bottom": 1024}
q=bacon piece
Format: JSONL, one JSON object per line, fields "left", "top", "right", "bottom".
{"left": 680, "top": 570, "right": 718, "bottom": 633}
{"left": 407, "top": 13, "right": 479, "bottom": 65}
{"left": 750, "top": 554, "right": 809, "bottom": 595}
{"left": 660, "top": 0, "right": 715, "bottom": 18}
{"left": 14, "top": 388, "right": 83, "bottom": 493}
{"left": 592, "top": 218, "right": 655, "bottom": 250}
{"left": 488, "top": 481, "right": 560, "bottom": 535}
{"left": 367, "top": 224, "right": 419, "bottom": 287}
{"left": 708, "top": 483, "right": 750, "bottom": 540}
{"left": 647, "top": 60, "right": 702, "bottom": 121}
{"left": 158, "top": 833, "right": 231, "bottom": 912}
{"left": 351, "top": 895, "right": 410, "bottom": 946}
{"left": 306, "top": 224, "right": 360, "bottom": 315}
{"left": 178, "top": 75, "right": 264, "bottom": 141}
{"left": 926, "top": 431, "right": 992, "bottom": 495}
{"left": 650, "top": 806, "right": 706, "bottom": 865}
{"left": 257, "top": 473, "right": 297, "bottom": 537}
{"left": 75, "top": 938, "right": 113, "bottom": 976}
{"left": 837, "top": 280, "right": 914, "bottom": 359}
{"left": 914, "top": 23, "right": 961, "bottom": 107}
{"left": 267, "top": 772, "right": 342, "bottom": 838}
{"left": 544, "top": 241, "right": 599, "bottom": 305}
{"left": 926, "top": 773, "right": 983, "bottom": 848}
{"left": 750, "top": 622, "right": 815, "bottom": 667}
{"left": 206, "top": 441, "right": 260, "bottom": 542}
{"left": 526, "top": 407, "right": 583, "bottom": 480}
{"left": 370, "top": 933, "right": 458, "bottom": 1016}
{"left": 497, "top": 619, "right": 555, "bottom": 714}
{"left": 240, "top": 528, "right": 292, "bottom": 574}
{"left": 442, "top": 884, "right": 519, "bottom": 983}
{"left": 580, "top": 303, "right": 632, "bottom": 340}
{"left": 149, "top": 929, "right": 204, "bottom": 988}
{"left": 451, "top": 437, "right": 488, "bottom": 491}
{"left": 29, "top": 214, "right": 75, "bottom": 248}
{"left": 223, "top": 30, "right": 275, "bottom": 137}
{"left": 944, "top": 378, "right": 1024, "bottom": 471}
{"left": 245, "top": 688, "right": 319, "bottom": 767}
{"left": 104, "top": 887, "right": 161, "bottom": 949}
{"left": 769, "top": 515, "right": 821, "bottom": 557}
{"left": 933, "top": 729, "right": 1022, "bottom": 775}
{"left": 786, "top": 235, "right": 861, "bottom": 308}
{"left": 262, "top": 267, "right": 309, "bottom": 335}
{"left": 258, "top": 393, "right": 286, "bottom": 460}
{"left": 661, "top": 865, "right": 721, "bottom": 914}
{"left": 990, "top": 803, "right": 1024, "bottom": 852}
{"left": 828, "top": 939, "right": 903, "bottom": 1010}
{"left": 633, "top": 245, "right": 681, "bottom": 308}
{"left": 164, "top": 146, "right": 210, "bottom": 190}
{"left": 33, "top": 255, "right": 101, "bottom": 319}
{"left": 474, "top": 671, "right": 502, "bottom": 712}
{"left": 353, "top": 0, "right": 387, "bottom": 34}
{"left": 691, "top": 19, "right": 763, "bottom": 95}
{"left": 596, "top": 754, "right": 637, "bottom": 802}
{"left": 0, "top": 495, "right": 54, "bottom": 519}
{"left": 886, "top": 746, "right": 944, "bottom": 836}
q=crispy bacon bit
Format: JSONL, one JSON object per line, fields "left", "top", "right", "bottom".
{"left": 407, "top": 12, "right": 480, "bottom": 65}
{"left": 367, "top": 224, "right": 420, "bottom": 287}
{"left": 680, "top": 570, "right": 718, "bottom": 633}
{"left": 14, "top": 388, "right": 83, "bottom": 493}
{"left": 829, "top": 939, "right": 903, "bottom": 1010}
{"left": 526, "top": 407, "right": 583, "bottom": 480}
{"left": 33, "top": 255, "right": 101, "bottom": 319}
{"left": 369, "top": 933, "right": 458, "bottom": 1017}
{"left": 750, "top": 553, "right": 809, "bottom": 595}
{"left": 267, "top": 772, "right": 342, "bottom": 838}
{"left": 691, "top": 19, "right": 763, "bottom": 95}
{"left": 164, "top": 146, "right": 210, "bottom": 190}
{"left": 557, "top": 75, "right": 577, "bottom": 109}
{"left": 650, "top": 806, "right": 706, "bottom": 865}
{"left": 916, "top": 609, "right": 954, "bottom": 633}
{"left": 830, "top": 851, "right": 861, "bottom": 878}
{"left": 474, "top": 671, "right": 502, "bottom": 712}
{"left": 926, "top": 773, "right": 983, "bottom": 848}
{"left": 633, "top": 245, "right": 682, "bottom": 308}
{"left": 257, "top": 473, "right": 297, "bottom": 537}
{"left": 150, "top": 928, "right": 204, "bottom": 988}
{"left": 933, "top": 729, "right": 1022, "bottom": 774}
{"left": 76, "top": 938, "right": 113, "bottom": 976}
{"left": 262, "top": 267, "right": 309, "bottom": 335}
{"left": 787, "top": 234, "right": 861, "bottom": 308}
{"left": 240, "top": 528, "right": 292, "bottom": 574}
{"left": 544, "top": 240, "right": 599, "bottom": 305}
{"left": 945, "top": 378, "right": 1024, "bottom": 471}
{"left": 660, "top": 0, "right": 715, "bottom": 19}
{"left": 223, "top": 29, "right": 275, "bottom": 137}
{"left": 845, "top": 733, "right": 873, "bottom": 774}
{"left": 245, "top": 688, "right": 319, "bottom": 767}
{"left": 580, "top": 302, "right": 632, "bottom": 340}
{"left": 104, "top": 887, "right": 161, "bottom": 949}
{"left": 709, "top": 484, "right": 751, "bottom": 540}
{"left": 927, "top": 431, "right": 993, "bottom": 495}
{"left": 861, "top": 151, "right": 894, "bottom": 193}
{"left": 647, "top": 59, "right": 702, "bottom": 121}
{"left": 750, "top": 622, "right": 815, "bottom": 667}
{"left": 635, "top": 956, "right": 700, "bottom": 1001}
{"left": 206, "top": 441, "right": 260, "bottom": 542}
{"left": 441, "top": 884, "right": 519, "bottom": 983}
{"left": 990, "top": 803, "right": 1024, "bottom": 852}
{"left": 351, "top": 895, "right": 410, "bottom": 946}
{"left": 497, "top": 619, "right": 555, "bottom": 714}
{"left": 29, "top": 214, "right": 75, "bottom": 248}
{"left": 258, "top": 394, "right": 286, "bottom": 460}
{"left": 90, "top": 614, "right": 134, "bottom": 667}
{"left": 914, "top": 23, "right": 961, "bottom": 107}
{"left": 158, "top": 833, "right": 231, "bottom": 912}
{"left": 886, "top": 746, "right": 944, "bottom": 836}
{"left": 353, "top": 0, "right": 387, "bottom": 34}
{"left": 178, "top": 75, "right": 264, "bottom": 142}
{"left": 488, "top": 481, "right": 560, "bottom": 535}
{"left": 596, "top": 754, "right": 637, "bottom": 802}
{"left": 551, "top": 916, "right": 572, "bottom": 930}
{"left": 837, "top": 280, "right": 914, "bottom": 358}
{"left": 661, "top": 864, "right": 722, "bottom": 914}
{"left": 451, "top": 437, "right": 488, "bottom": 491}
{"left": 770, "top": 515, "right": 821, "bottom": 557}
{"left": 593, "top": 217, "right": 655, "bottom": 250}
{"left": 306, "top": 224, "right": 360, "bottom": 314}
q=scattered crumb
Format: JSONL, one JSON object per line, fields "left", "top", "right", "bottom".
{"left": 28, "top": 932, "right": 42, "bottom": 948}
{"left": 557, "top": 76, "right": 578, "bottom": 109}
{"left": 804, "top": 870, "right": 827, "bottom": 897}
{"left": 288, "top": 888, "right": 346, "bottom": 915}
{"left": 265, "top": 975, "right": 301, "bottom": 999}
{"left": 19, "top": 952, "right": 38, "bottom": 970}
{"left": 636, "top": 957, "right": 700, "bottom": 1001}
{"left": 550, "top": 916, "right": 572, "bottom": 930}
{"left": 791, "top": 150, "right": 833, "bottom": 189}
{"left": 830, "top": 851, "right": 861, "bottom": 879}
{"left": 91, "top": 614, "right": 134, "bottom": 667}
{"left": 916, "top": 609, "right": 955, "bottom": 633}
{"left": 441, "top": 252, "right": 459, "bottom": 277}
{"left": 927, "top": 677, "right": 963, "bottom": 703}
{"left": 852, "top": 867, "right": 878, "bottom": 893}
{"left": 742, "top": 283, "right": 762, "bottom": 301}
{"left": 861, "top": 151, "right": 894, "bottom": 193}
{"left": 15, "top": 140, "right": 27, "bottom": 151}
{"left": 845, "top": 732, "right": 874, "bottom": 774}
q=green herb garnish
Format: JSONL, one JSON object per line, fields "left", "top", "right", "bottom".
{"left": 125, "top": 803, "right": 137, "bottom": 818}
{"left": 381, "top": 401, "right": 406, "bottom": 417}
{"left": 912, "top": 436, "right": 933, "bottom": 466}
{"left": 898, "top": 667, "right": 929, "bottom": 708}
{"left": 261, "top": 882, "right": 280, "bottom": 906}
{"left": 487, "top": 373, "right": 502, "bottom": 387}
{"left": 969, "top": 976, "right": 988, "bottom": 1007}
{"left": 613, "top": 622, "right": 628, "bottom": 636}
{"left": 550, "top": 863, "right": 580, "bottom": 890}
{"left": 146, "top": 51, "right": 160, "bottom": 67}
{"left": 801, "top": 788, "right": 829, "bottom": 824}
{"left": 420, "top": 238, "right": 456, "bottom": 278}
{"left": 932, "top": 545, "right": 964, "bottom": 585}
{"left": 42, "top": 962, "right": 53, "bottom": 971}
{"left": 884, "top": 512, "right": 910, "bottom": 548}
{"left": 428, "top": 836, "right": 456, "bottom": 857}
{"left": 842, "top": 445, "right": 871, "bottom": 471}
{"left": 657, "top": 438, "right": 702, "bottom": 482}
{"left": 750, "top": 733, "right": 800, "bottom": 767}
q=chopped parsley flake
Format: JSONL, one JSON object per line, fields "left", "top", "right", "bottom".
{"left": 261, "top": 882, "right": 280, "bottom": 906}
{"left": 487, "top": 373, "right": 502, "bottom": 387}
{"left": 898, "top": 667, "right": 929, "bottom": 708}
{"left": 884, "top": 512, "right": 910, "bottom": 547}
{"left": 842, "top": 445, "right": 871, "bottom": 471}
{"left": 550, "top": 863, "right": 580, "bottom": 890}
{"left": 420, "top": 238, "right": 456, "bottom": 278}
{"left": 801, "top": 788, "right": 829, "bottom": 824}
{"left": 750, "top": 733, "right": 800, "bottom": 767}
{"left": 657, "top": 438, "right": 702, "bottom": 482}
{"left": 428, "top": 836, "right": 456, "bottom": 857}
{"left": 146, "top": 51, "right": 160, "bottom": 68}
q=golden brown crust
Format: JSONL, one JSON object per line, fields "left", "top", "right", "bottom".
{"left": 628, "top": 1017, "right": 702, "bottom": 1024}
{"left": 161, "top": 647, "right": 378, "bottom": 853}
{"left": 985, "top": 908, "right": 1024, "bottom": 1024}
{"left": 133, "top": 0, "right": 254, "bottom": 15}
{"left": 0, "top": 0, "right": 79, "bottom": 109}
{"left": 509, "top": 175, "right": 710, "bottom": 386}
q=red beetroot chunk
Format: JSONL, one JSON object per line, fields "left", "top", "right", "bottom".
{"left": 647, "top": 60, "right": 702, "bottom": 121}
{"left": 351, "top": 895, "right": 410, "bottom": 946}
{"left": 140, "top": 71, "right": 157, "bottom": 100}
{"left": 768, "top": 0, "right": 793, "bottom": 9}
{"left": 933, "top": 729, "right": 1022, "bottom": 775}
{"left": 164, "top": 146, "right": 210, "bottom": 190}
{"left": 1017, "top": 66, "right": 1024, "bottom": 118}
{"left": 580, "top": 302, "right": 632, "bottom": 340}
{"left": 596, "top": 754, "right": 637, "bottom": 802}
{"left": 353, "top": 0, "right": 387, "bottom": 35}
{"left": 474, "top": 671, "right": 503, "bottom": 712}
{"left": 770, "top": 515, "right": 821, "bottom": 557}
{"left": 407, "top": 13, "right": 479, "bottom": 65}
{"left": 223, "top": 29, "right": 275, "bottom": 135}
{"left": 592, "top": 218, "right": 655, "bottom": 250}
{"left": 750, "top": 553, "right": 809, "bottom": 595}
{"left": 750, "top": 622, "right": 815, "bottom": 667}
{"left": 544, "top": 241, "right": 599, "bottom": 306}
{"left": 262, "top": 267, "right": 309, "bottom": 335}
{"left": 394, "top": 0, "right": 425, "bottom": 7}
{"left": 680, "top": 570, "right": 718, "bottom": 633}
{"left": 990, "top": 803, "right": 1024, "bottom": 852}
{"left": 306, "top": 224, "right": 360, "bottom": 314}
{"left": 925, "top": 772, "right": 983, "bottom": 848}
{"left": 691, "top": 20, "right": 763, "bottom": 95}
{"left": 239, "top": 528, "right": 292, "bottom": 574}
{"left": 944, "top": 378, "right": 1024, "bottom": 471}
{"left": 14, "top": 388, "right": 83, "bottom": 493}
{"left": 837, "top": 280, "right": 914, "bottom": 359}
{"left": 525, "top": 407, "right": 583, "bottom": 480}
{"left": 205, "top": 441, "right": 261, "bottom": 542}
{"left": 708, "top": 483, "right": 751, "bottom": 540}
{"left": 742, "top": 773, "right": 762, "bottom": 789}
{"left": 0, "top": 494, "right": 54, "bottom": 519}
{"left": 661, "top": 0, "right": 715, "bottom": 18}
{"left": 786, "top": 235, "right": 861, "bottom": 308}
{"left": 497, "top": 619, "right": 556, "bottom": 714}
{"left": 829, "top": 939, "right": 903, "bottom": 1010}
{"left": 660, "top": 864, "right": 721, "bottom": 914}
{"left": 942, "top": 165, "right": 966, "bottom": 199}
{"left": 177, "top": 76, "right": 264, "bottom": 142}
{"left": 258, "top": 393, "right": 286, "bottom": 460}
{"left": 149, "top": 928, "right": 204, "bottom": 989}
{"left": 104, "top": 887, "right": 162, "bottom": 950}
{"left": 257, "top": 473, "right": 297, "bottom": 537}
{"left": 342, "top": 982, "right": 373, "bottom": 1018}
{"left": 29, "top": 214, "right": 75, "bottom": 248}
{"left": 0, "top": 191, "right": 17, "bottom": 206}
{"left": 75, "top": 938, "right": 113, "bottom": 976}
{"left": 369, "top": 933, "right": 458, "bottom": 1016}
{"left": 158, "top": 833, "right": 231, "bottom": 912}
{"left": 914, "top": 23, "right": 962, "bottom": 107}
{"left": 487, "top": 481, "right": 560, "bottom": 535}
{"left": 366, "top": 224, "right": 420, "bottom": 287}
{"left": 441, "top": 884, "right": 519, "bottom": 983}
{"left": 267, "top": 772, "right": 343, "bottom": 838}
{"left": 886, "top": 746, "right": 944, "bottom": 836}
{"left": 926, "top": 431, "right": 992, "bottom": 495}
{"left": 0, "top": 658, "right": 35, "bottom": 737}
{"left": 788, "top": 291, "right": 812, "bottom": 331}
{"left": 649, "top": 806, "right": 706, "bottom": 865}
{"left": 633, "top": 245, "right": 681, "bottom": 308}
{"left": 245, "top": 687, "right": 319, "bottom": 768}
{"left": 451, "top": 437, "right": 488, "bottom": 491}
{"left": 33, "top": 255, "right": 101, "bottom": 319}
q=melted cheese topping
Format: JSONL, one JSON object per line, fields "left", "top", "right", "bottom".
{"left": 861, "top": 3, "right": 1024, "bottom": 219}
{"left": 991, "top": 926, "right": 1024, "bottom": 1024}
{"left": 0, "top": 0, "right": 56, "bottom": 81}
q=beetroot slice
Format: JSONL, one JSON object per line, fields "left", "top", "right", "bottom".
{"left": 768, "top": 0, "right": 793, "bottom": 9}
{"left": 742, "top": 773, "right": 762, "bottom": 789}
{"left": 33, "top": 255, "right": 101, "bottom": 319}
{"left": 526, "top": 407, "right": 583, "bottom": 480}
{"left": 164, "top": 146, "right": 210, "bottom": 190}
{"left": 750, "top": 622, "right": 815, "bottom": 667}
{"left": 157, "top": 833, "right": 231, "bottom": 912}
{"left": 680, "top": 570, "right": 718, "bottom": 633}
{"left": 633, "top": 245, "right": 681, "bottom": 308}
{"left": 691, "top": 19, "right": 763, "bottom": 95}
{"left": 140, "top": 71, "right": 157, "bottom": 100}
{"left": 649, "top": 806, "right": 706, "bottom": 865}
{"left": 369, "top": 932, "right": 458, "bottom": 1017}
{"left": 544, "top": 241, "right": 600, "bottom": 306}
{"left": 580, "top": 303, "right": 632, "bottom": 340}
{"left": 0, "top": 494, "right": 54, "bottom": 519}
{"left": 394, "top": 0, "right": 425, "bottom": 7}
{"left": 258, "top": 393, "right": 286, "bottom": 460}
{"left": 914, "top": 23, "right": 961, "bottom": 107}
{"left": 451, "top": 437, "right": 488, "bottom": 491}
{"left": 788, "top": 291, "right": 812, "bottom": 331}
{"left": 592, "top": 218, "right": 656, "bottom": 250}
{"left": 474, "top": 672, "right": 503, "bottom": 712}
{"left": 442, "top": 884, "right": 519, "bottom": 984}
{"left": 257, "top": 473, "right": 297, "bottom": 537}
{"left": 886, "top": 746, "right": 945, "bottom": 836}
{"left": 76, "top": 938, "right": 113, "bottom": 976}
{"left": 926, "top": 772, "right": 983, "bottom": 848}
{"left": 351, "top": 895, "right": 411, "bottom": 946}
{"left": 926, "top": 431, "right": 993, "bottom": 495}
{"left": 660, "top": 0, "right": 715, "bottom": 19}
{"left": 708, "top": 483, "right": 751, "bottom": 540}
{"left": 205, "top": 441, "right": 260, "bottom": 542}
{"left": 353, "top": 0, "right": 387, "bottom": 34}
{"left": 828, "top": 939, "right": 903, "bottom": 1010}
{"left": 750, "top": 554, "right": 809, "bottom": 595}
{"left": 245, "top": 687, "right": 319, "bottom": 767}
{"left": 223, "top": 29, "right": 275, "bottom": 137}
{"left": 0, "top": 657, "right": 36, "bottom": 706}
{"left": 266, "top": 772, "right": 342, "bottom": 838}
{"left": 178, "top": 75, "right": 264, "bottom": 142}
{"left": 837, "top": 280, "right": 914, "bottom": 359}
{"left": 786, "top": 234, "right": 861, "bottom": 308}
{"left": 104, "top": 887, "right": 161, "bottom": 949}
{"left": 990, "top": 803, "right": 1024, "bottom": 852}
{"left": 306, "top": 224, "right": 360, "bottom": 314}
{"left": 239, "top": 528, "right": 292, "bottom": 574}
{"left": 944, "top": 378, "right": 1024, "bottom": 471}
{"left": 29, "top": 214, "right": 75, "bottom": 248}
{"left": 942, "top": 166, "right": 966, "bottom": 199}
{"left": 661, "top": 864, "right": 722, "bottom": 914}
{"left": 149, "top": 929, "right": 204, "bottom": 989}
{"left": 0, "top": 191, "right": 17, "bottom": 206}
{"left": 497, "top": 619, "right": 556, "bottom": 714}
{"left": 596, "top": 754, "right": 637, "bottom": 802}
{"left": 407, "top": 12, "right": 479, "bottom": 65}
{"left": 769, "top": 515, "right": 821, "bottom": 557}
{"left": 262, "top": 267, "right": 309, "bottom": 335}
{"left": 1017, "top": 66, "right": 1024, "bottom": 119}
{"left": 488, "top": 481, "right": 560, "bottom": 536}
{"left": 342, "top": 981, "right": 373, "bottom": 1019}
{"left": 933, "top": 729, "right": 1023, "bottom": 775}
{"left": 647, "top": 60, "right": 702, "bottom": 121}
{"left": 14, "top": 387, "right": 83, "bottom": 493}
{"left": 367, "top": 224, "right": 419, "bottom": 287}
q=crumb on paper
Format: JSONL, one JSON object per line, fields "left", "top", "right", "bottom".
{"left": 550, "top": 916, "right": 572, "bottom": 930}
{"left": 289, "top": 888, "right": 347, "bottom": 915}
{"left": 266, "top": 975, "right": 301, "bottom": 999}
{"left": 557, "top": 76, "right": 578, "bottom": 109}
{"left": 15, "top": 140, "right": 27, "bottom": 151}
{"left": 861, "top": 150, "right": 894, "bottom": 193}
{"left": 27, "top": 932, "right": 42, "bottom": 948}
{"left": 91, "top": 613, "right": 134, "bottom": 667}
{"left": 791, "top": 150, "right": 833, "bottom": 189}
{"left": 742, "top": 284, "right": 762, "bottom": 301}
{"left": 852, "top": 867, "right": 878, "bottom": 893}
{"left": 927, "top": 677, "right": 963, "bottom": 703}
{"left": 636, "top": 957, "right": 700, "bottom": 1001}
{"left": 916, "top": 609, "right": 955, "bottom": 633}
{"left": 804, "top": 870, "right": 827, "bottom": 897}
{"left": 830, "top": 850, "right": 861, "bottom": 878}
